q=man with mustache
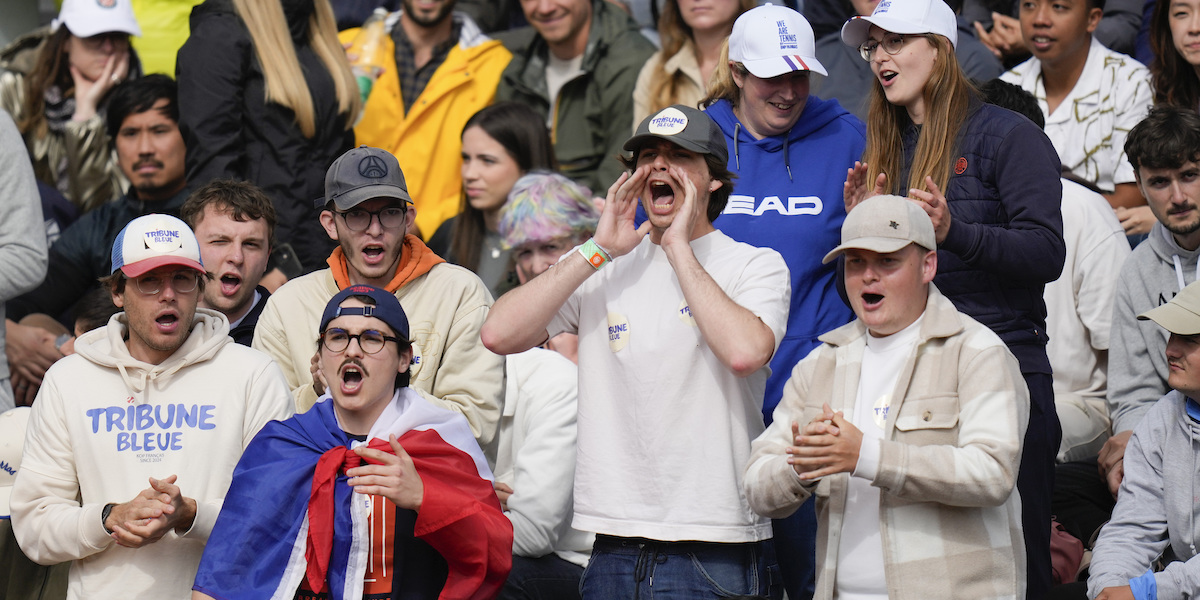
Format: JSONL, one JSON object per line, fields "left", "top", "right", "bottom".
{"left": 193, "top": 285, "right": 511, "bottom": 600}
{"left": 1103, "top": 106, "right": 1200, "bottom": 503}
{"left": 5, "top": 74, "right": 188, "bottom": 406}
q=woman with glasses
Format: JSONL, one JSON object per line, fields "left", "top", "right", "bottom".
{"left": 700, "top": 5, "right": 865, "bottom": 598}
{"left": 177, "top": 0, "right": 359, "bottom": 273}
{"left": 0, "top": 0, "right": 141, "bottom": 213}
{"left": 840, "top": 0, "right": 1065, "bottom": 596}
{"left": 427, "top": 102, "right": 556, "bottom": 298}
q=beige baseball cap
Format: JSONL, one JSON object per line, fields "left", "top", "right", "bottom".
{"left": 1139, "top": 281, "right": 1200, "bottom": 336}
{"left": 822, "top": 194, "right": 936, "bottom": 264}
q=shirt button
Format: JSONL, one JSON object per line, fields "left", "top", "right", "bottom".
{"left": 923, "top": 411, "right": 932, "bottom": 422}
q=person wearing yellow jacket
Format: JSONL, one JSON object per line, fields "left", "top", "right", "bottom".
{"left": 340, "top": 6, "right": 511, "bottom": 240}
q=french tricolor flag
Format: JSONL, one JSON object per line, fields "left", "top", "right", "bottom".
{"left": 193, "top": 389, "right": 512, "bottom": 600}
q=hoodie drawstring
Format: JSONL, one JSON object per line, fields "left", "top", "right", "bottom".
{"left": 1171, "top": 254, "right": 1200, "bottom": 291}
{"left": 783, "top": 135, "right": 792, "bottom": 182}
{"left": 731, "top": 122, "right": 792, "bottom": 181}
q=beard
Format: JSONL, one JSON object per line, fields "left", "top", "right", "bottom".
{"left": 403, "top": 0, "right": 455, "bottom": 28}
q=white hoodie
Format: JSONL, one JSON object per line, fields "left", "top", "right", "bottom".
{"left": 10, "top": 308, "right": 294, "bottom": 599}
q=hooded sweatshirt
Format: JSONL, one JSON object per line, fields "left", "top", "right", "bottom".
{"left": 10, "top": 309, "right": 294, "bottom": 600}
{"left": 705, "top": 96, "right": 866, "bottom": 419}
{"left": 1108, "top": 223, "right": 1200, "bottom": 433}
{"left": 1088, "top": 391, "right": 1200, "bottom": 598}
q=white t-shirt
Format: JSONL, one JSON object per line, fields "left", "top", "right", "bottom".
{"left": 548, "top": 231, "right": 790, "bottom": 542}
{"left": 545, "top": 53, "right": 584, "bottom": 129}
{"left": 837, "top": 315, "right": 923, "bottom": 600}
{"left": 1001, "top": 37, "right": 1152, "bottom": 192}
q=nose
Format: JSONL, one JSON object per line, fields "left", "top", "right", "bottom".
{"left": 1167, "top": 334, "right": 1184, "bottom": 359}
{"left": 1169, "top": 180, "right": 1189, "bottom": 205}
{"left": 650, "top": 152, "right": 668, "bottom": 170}
{"left": 137, "top": 131, "right": 154, "bottom": 156}
{"left": 1031, "top": 4, "right": 1051, "bottom": 26}
{"left": 345, "top": 336, "right": 367, "bottom": 357}
{"left": 533, "top": 0, "right": 555, "bottom": 16}
{"left": 365, "top": 212, "right": 385, "bottom": 235}
{"left": 462, "top": 159, "right": 478, "bottom": 182}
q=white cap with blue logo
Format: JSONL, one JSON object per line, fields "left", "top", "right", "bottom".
{"left": 729, "top": 3, "right": 826, "bottom": 78}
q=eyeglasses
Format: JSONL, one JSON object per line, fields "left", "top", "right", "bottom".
{"left": 320, "top": 328, "right": 401, "bottom": 354}
{"left": 859, "top": 33, "right": 911, "bottom": 61}
{"left": 336, "top": 207, "right": 407, "bottom": 232}
{"left": 134, "top": 270, "right": 199, "bottom": 295}
{"left": 78, "top": 32, "right": 130, "bottom": 52}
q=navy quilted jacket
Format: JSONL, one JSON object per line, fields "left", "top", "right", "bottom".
{"left": 898, "top": 99, "right": 1065, "bottom": 374}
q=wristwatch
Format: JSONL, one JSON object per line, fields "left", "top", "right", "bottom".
{"left": 101, "top": 503, "right": 117, "bottom": 534}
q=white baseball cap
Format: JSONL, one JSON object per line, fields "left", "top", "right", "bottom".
{"left": 0, "top": 407, "right": 31, "bottom": 519}
{"left": 111, "top": 214, "right": 205, "bottom": 278}
{"left": 52, "top": 0, "right": 142, "bottom": 39}
{"left": 729, "top": 3, "right": 826, "bottom": 78}
{"left": 841, "top": 0, "right": 958, "bottom": 50}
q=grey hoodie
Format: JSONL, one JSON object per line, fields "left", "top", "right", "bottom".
{"left": 1107, "top": 223, "right": 1200, "bottom": 433}
{"left": 1088, "top": 390, "right": 1200, "bottom": 598}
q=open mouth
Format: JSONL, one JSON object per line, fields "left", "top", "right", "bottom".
{"left": 880, "top": 70, "right": 898, "bottom": 83}
{"left": 862, "top": 293, "right": 884, "bottom": 308}
{"left": 363, "top": 245, "right": 385, "bottom": 263}
{"left": 340, "top": 362, "right": 367, "bottom": 393}
{"left": 220, "top": 274, "right": 241, "bottom": 296}
{"left": 649, "top": 181, "right": 675, "bottom": 206}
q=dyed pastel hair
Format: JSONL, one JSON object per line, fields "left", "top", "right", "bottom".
{"left": 498, "top": 171, "right": 599, "bottom": 250}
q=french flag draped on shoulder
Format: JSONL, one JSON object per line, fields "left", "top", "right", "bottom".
{"left": 193, "top": 388, "right": 512, "bottom": 600}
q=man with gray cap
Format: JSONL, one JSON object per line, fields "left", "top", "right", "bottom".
{"left": 252, "top": 145, "right": 504, "bottom": 450}
{"left": 744, "top": 194, "right": 1029, "bottom": 600}
{"left": 1087, "top": 280, "right": 1200, "bottom": 600}
{"left": 482, "top": 105, "right": 790, "bottom": 598}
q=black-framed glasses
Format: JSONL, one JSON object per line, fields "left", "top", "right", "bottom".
{"left": 336, "top": 207, "right": 406, "bottom": 232}
{"left": 320, "top": 328, "right": 400, "bottom": 354}
{"left": 859, "top": 33, "right": 911, "bottom": 61}
{"left": 134, "top": 270, "right": 199, "bottom": 295}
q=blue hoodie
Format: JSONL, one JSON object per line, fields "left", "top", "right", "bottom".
{"left": 706, "top": 96, "right": 866, "bottom": 421}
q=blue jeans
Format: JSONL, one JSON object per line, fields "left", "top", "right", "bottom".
{"left": 580, "top": 535, "right": 782, "bottom": 600}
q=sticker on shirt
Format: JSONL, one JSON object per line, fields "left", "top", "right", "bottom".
{"left": 408, "top": 338, "right": 425, "bottom": 382}
{"left": 872, "top": 394, "right": 891, "bottom": 430}
{"left": 677, "top": 300, "right": 696, "bottom": 327}
{"left": 607, "top": 313, "right": 630, "bottom": 353}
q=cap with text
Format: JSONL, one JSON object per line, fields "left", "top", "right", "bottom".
{"left": 320, "top": 146, "right": 412, "bottom": 211}
{"left": 841, "top": 0, "right": 958, "bottom": 49}
{"left": 729, "top": 3, "right": 826, "bottom": 78}
{"left": 1139, "top": 280, "right": 1200, "bottom": 336}
{"left": 111, "top": 213, "right": 205, "bottom": 278}
{"left": 624, "top": 105, "right": 729, "bottom": 165}
{"left": 320, "top": 284, "right": 411, "bottom": 342}
{"left": 822, "top": 194, "right": 936, "bottom": 264}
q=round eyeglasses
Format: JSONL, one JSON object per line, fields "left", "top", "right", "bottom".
{"left": 337, "top": 207, "right": 407, "bottom": 232}
{"left": 320, "top": 328, "right": 401, "bottom": 354}
{"left": 134, "top": 270, "right": 199, "bottom": 295}
{"left": 859, "top": 33, "right": 911, "bottom": 62}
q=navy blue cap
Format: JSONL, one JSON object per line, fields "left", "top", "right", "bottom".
{"left": 319, "top": 284, "right": 410, "bottom": 341}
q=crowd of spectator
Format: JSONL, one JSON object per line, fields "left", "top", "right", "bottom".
{"left": 1, "top": 0, "right": 1199, "bottom": 598}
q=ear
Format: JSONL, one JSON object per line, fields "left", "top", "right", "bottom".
{"left": 730, "top": 62, "right": 745, "bottom": 88}
{"left": 708, "top": 178, "right": 722, "bottom": 192}
{"left": 1086, "top": 6, "right": 1102, "bottom": 33}
{"left": 397, "top": 346, "right": 414, "bottom": 375}
{"left": 920, "top": 249, "right": 938, "bottom": 284}
{"left": 319, "top": 210, "right": 339, "bottom": 241}
{"left": 111, "top": 286, "right": 126, "bottom": 309}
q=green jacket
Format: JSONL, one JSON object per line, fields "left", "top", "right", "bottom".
{"left": 495, "top": 0, "right": 654, "bottom": 193}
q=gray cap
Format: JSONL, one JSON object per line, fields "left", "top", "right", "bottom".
{"left": 318, "top": 146, "right": 412, "bottom": 210}
{"left": 1139, "top": 280, "right": 1200, "bottom": 335}
{"left": 822, "top": 194, "right": 936, "bottom": 264}
{"left": 623, "top": 105, "right": 729, "bottom": 165}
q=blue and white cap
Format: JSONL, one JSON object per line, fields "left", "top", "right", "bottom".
{"left": 841, "top": 0, "right": 958, "bottom": 49}
{"left": 111, "top": 214, "right": 205, "bottom": 278}
{"left": 729, "top": 3, "right": 826, "bottom": 78}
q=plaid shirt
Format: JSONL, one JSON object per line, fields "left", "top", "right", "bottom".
{"left": 391, "top": 16, "right": 462, "bottom": 114}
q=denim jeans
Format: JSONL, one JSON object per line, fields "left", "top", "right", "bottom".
{"left": 499, "top": 553, "right": 584, "bottom": 600}
{"left": 580, "top": 535, "right": 783, "bottom": 600}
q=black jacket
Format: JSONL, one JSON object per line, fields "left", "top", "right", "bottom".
{"left": 8, "top": 185, "right": 192, "bottom": 323}
{"left": 177, "top": 0, "right": 354, "bottom": 272}
{"left": 900, "top": 100, "right": 1066, "bottom": 375}
{"left": 229, "top": 286, "right": 270, "bottom": 346}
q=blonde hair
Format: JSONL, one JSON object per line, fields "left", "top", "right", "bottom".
{"left": 700, "top": 40, "right": 743, "bottom": 109}
{"left": 863, "top": 34, "right": 974, "bottom": 196}
{"left": 648, "top": 0, "right": 755, "bottom": 113}
{"left": 231, "top": 0, "right": 359, "bottom": 137}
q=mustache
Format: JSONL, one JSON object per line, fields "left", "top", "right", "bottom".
{"left": 340, "top": 358, "right": 369, "bottom": 378}
{"left": 133, "top": 159, "right": 163, "bottom": 170}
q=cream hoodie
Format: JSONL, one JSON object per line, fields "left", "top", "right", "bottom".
{"left": 10, "top": 309, "right": 293, "bottom": 599}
